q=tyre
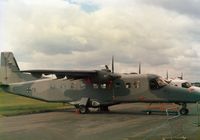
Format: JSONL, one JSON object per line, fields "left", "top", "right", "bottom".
{"left": 79, "top": 105, "right": 88, "bottom": 114}
{"left": 146, "top": 111, "right": 152, "bottom": 115}
{"left": 180, "top": 108, "right": 189, "bottom": 115}
{"left": 100, "top": 106, "right": 109, "bottom": 112}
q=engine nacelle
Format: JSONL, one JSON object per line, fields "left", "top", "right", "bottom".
{"left": 95, "top": 70, "right": 121, "bottom": 82}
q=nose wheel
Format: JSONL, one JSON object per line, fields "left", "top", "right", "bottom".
{"left": 99, "top": 106, "right": 109, "bottom": 112}
{"left": 179, "top": 103, "right": 189, "bottom": 115}
{"left": 179, "top": 108, "right": 189, "bottom": 115}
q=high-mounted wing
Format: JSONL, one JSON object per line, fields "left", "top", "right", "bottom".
{"left": 21, "top": 56, "right": 121, "bottom": 81}
{"left": 21, "top": 69, "right": 121, "bottom": 82}
{"left": 21, "top": 70, "right": 97, "bottom": 79}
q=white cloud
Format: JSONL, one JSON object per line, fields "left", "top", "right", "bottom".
{"left": 140, "top": 0, "right": 200, "bottom": 19}
{"left": 2, "top": 0, "right": 200, "bottom": 81}
{"left": 0, "top": 0, "right": 7, "bottom": 52}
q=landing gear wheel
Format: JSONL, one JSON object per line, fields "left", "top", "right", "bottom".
{"left": 99, "top": 106, "right": 109, "bottom": 112}
{"left": 146, "top": 111, "right": 152, "bottom": 115}
{"left": 180, "top": 108, "right": 189, "bottom": 115}
{"left": 79, "top": 105, "right": 88, "bottom": 114}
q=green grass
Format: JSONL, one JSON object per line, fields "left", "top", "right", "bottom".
{"left": 0, "top": 91, "right": 70, "bottom": 117}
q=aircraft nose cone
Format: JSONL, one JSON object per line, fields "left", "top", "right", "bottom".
{"left": 187, "top": 87, "right": 200, "bottom": 102}
{"left": 164, "top": 85, "right": 200, "bottom": 103}
{"left": 190, "top": 86, "right": 200, "bottom": 93}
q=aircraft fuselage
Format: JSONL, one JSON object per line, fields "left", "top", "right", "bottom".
{"left": 3, "top": 74, "right": 200, "bottom": 107}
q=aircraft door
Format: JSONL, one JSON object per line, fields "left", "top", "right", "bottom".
{"left": 113, "top": 79, "right": 129, "bottom": 97}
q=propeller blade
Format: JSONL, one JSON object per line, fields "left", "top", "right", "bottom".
{"left": 177, "top": 72, "right": 183, "bottom": 80}
{"left": 139, "top": 62, "right": 141, "bottom": 74}
{"left": 181, "top": 72, "right": 183, "bottom": 80}
{"left": 166, "top": 70, "right": 169, "bottom": 80}
{"left": 105, "top": 65, "right": 109, "bottom": 70}
{"left": 112, "top": 56, "right": 114, "bottom": 73}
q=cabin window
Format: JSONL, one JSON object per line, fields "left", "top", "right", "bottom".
{"left": 115, "top": 82, "right": 121, "bottom": 88}
{"left": 101, "top": 83, "right": 107, "bottom": 89}
{"left": 93, "top": 83, "right": 99, "bottom": 89}
{"left": 80, "top": 83, "right": 86, "bottom": 89}
{"left": 133, "top": 81, "right": 140, "bottom": 88}
{"left": 126, "top": 83, "right": 131, "bottom": 88}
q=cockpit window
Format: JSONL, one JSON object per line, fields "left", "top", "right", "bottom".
{"left": 156, "top": 78, "right": 167, "bottom": 87}
{"left": 182, "top": 82, "right": 191, "bottom": 88}
{"left": 150, "top": 77, "right": 167, "bottom": 90}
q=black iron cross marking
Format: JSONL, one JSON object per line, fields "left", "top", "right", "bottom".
{"left": 26, "top": 88, "right": 32, "bottom": 94}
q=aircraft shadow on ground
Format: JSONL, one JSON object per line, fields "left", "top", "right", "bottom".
{"left": 59, "top": 108, "right": 181, "bottom": 116}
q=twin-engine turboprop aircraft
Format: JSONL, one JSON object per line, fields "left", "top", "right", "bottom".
{"left": 1, "top": 52, "right": 200, "bottom": 114}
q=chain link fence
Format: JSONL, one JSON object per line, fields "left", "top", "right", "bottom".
{"left": 143, "top": 103, "right": 200, "bottom": 140}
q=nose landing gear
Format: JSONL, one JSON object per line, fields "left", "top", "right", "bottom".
{"left": 179, "top": 103, "right": 189, "bottom": 115}
{"left": 99, "top": 106, "right": 109, "bottom": 112}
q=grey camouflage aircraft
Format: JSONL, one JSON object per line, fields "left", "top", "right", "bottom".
{"left": 1, "top": 52, "right": 200, "bottom": 115}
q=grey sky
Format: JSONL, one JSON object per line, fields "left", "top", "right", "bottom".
{"left": 1, "top": 0, "right": 200, "bottom": 82}
{"left": 140, "top": 0, "right": 200, "bottom": 19}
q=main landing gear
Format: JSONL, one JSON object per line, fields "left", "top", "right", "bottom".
{"left": 78, "top": 105, "right": 89, "bottom": 114}
{"left": 75, "top": 105, "right": 109, "bottom": 114}
{"left": 74, "top": 97, "right": 90, "bottom": 114}
{"left": 179, "top": 103, "right": 189, "bottom": 115}
{"left": 74, "top": 98, "right": 110, "bottom": 114}
{"left": 99, "top": 106, "right": 109, "bottom": 112}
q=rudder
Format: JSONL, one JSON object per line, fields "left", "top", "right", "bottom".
{"left": 1, "top": 52, "right": 23, "bottom": 84}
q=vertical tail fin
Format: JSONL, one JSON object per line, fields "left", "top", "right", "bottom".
{"left": 0, "top": 52, "right": 23, "bottom": 84}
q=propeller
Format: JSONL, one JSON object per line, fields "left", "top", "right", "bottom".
{"left": 104, "top": 56, "right": 114, "bottom": 73}
{"left": 166, "top": 70, "right": 169, "bottom": 80}
{"left": 105, "top": 65, "right": 109, "bottom": 70}
{"left": 139, "top": 62, "right": 141, "bottom": 74}
{"left": 99, "top": 56, "right": 120, "bottom": 82}
{"left": 164, "top": 70, "right": 172, "bottom": 84}
{"left": 178, "top": 72, "right": 183, "bottom": 80}
{"left": 112, "top": 56, "right": 114, "bottom": 73}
